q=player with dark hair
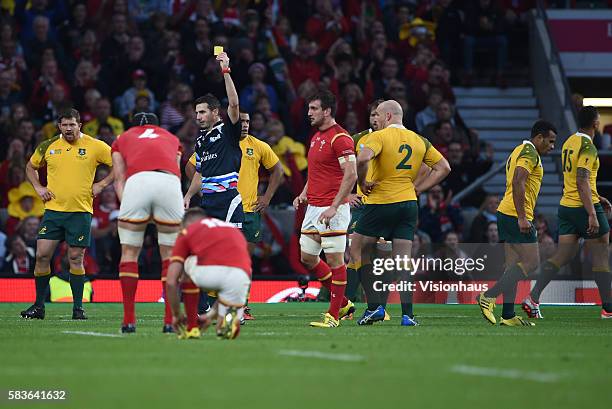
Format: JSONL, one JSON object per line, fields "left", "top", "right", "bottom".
{"left": 355, "top": 100, "right": 450, "bottom": 326}
{"left": 522, "top": 107, "right": 612, "bottom": 319}
{"left": 477, "top": 120, "right": 557, "bottom": 326}
{"left": 183, "top": 51, "right": 243, "bottom": 333}
{"left": 166, "top": 208, "right": 251, "bottom": 340}
{"left": 111, "top": 112, "right": 184, "bottom": 333}
{"left": 21, "top": 109, "right": 113, "bottom": 320}
{"left": 294, "top": 90, "right": 357, "bottom": 328}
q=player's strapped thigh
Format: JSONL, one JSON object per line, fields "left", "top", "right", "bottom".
{"left": 119, "top": 172, "right": 156, "bottom": 224}
{"left": 300, "top": 233, "right": 322, "bottom": 256}
{"left": 118, "top": 222, "right": 146, "bottom": 247}
{"left": 151, "top": 171, "right": 184, "bottom": 239}
{"left": 558, "top": 203, "right": 610, "bottom": 238}
{"left": 496, "top": 211, "right": 537, "bottom": 243}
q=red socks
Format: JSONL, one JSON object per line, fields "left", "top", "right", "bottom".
{"left": 181, "top": 280, "right": 200, "bottom": 330}
{"left": 328, "top": 265, "right": 348, "bottom": 320}
{"left": 119, "top": 261, "right": 139, "bottom": 325}
{"left": 310, "top": 260, "right": 349, "bottom": 318}
{"left": 161, "top": 260, "right": 172, "bottom": 325}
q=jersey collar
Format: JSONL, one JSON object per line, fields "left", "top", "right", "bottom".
{"left": 387, "top": 124, "right": 406, "bottom": 130}
{"left": 59, "top": 132, "right": 84, "bottom": 140}
{"left": 576, "top": 131, "right": 592, "bottom": 141}
{"left": 522, "top": 139, "right": 536, "bottom": 148}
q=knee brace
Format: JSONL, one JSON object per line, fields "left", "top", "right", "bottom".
{"left": 300, "top": 234, "right": 322, "bottom": 256}
{"left": 157, "top": 231, "right": 179, "bottom": 246}
{"left": 118, "top": 227, "right": 145, "bottom": 247}
{"left": 321, "top": 235, "right": 347, "bottom": 254}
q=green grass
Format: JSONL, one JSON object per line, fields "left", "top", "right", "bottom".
{"left": 1, "top": 303, "right": 610, "bottom": 409}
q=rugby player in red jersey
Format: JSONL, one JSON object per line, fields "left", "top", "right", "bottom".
{"left": 293, "top": 90, "right": 357, "bottom": 328}
{"left": 166, "top": 208, "right": 252, "bottom": 340}
{"left": 111, "top": 112, "right": 184, "bottom": 333}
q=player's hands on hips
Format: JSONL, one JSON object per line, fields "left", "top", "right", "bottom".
{"left": 360, "top": 181, "right": 377, "bottom": 195}
{"left": 587, "top": 213, "right": 599, "bottom": 235}
{"left": 254, "top": 195, "right": 270, "bottom": 213}
{"left": 348, "top": 194, "right": 362, "bottom": 208}
{"left": 92, "top": 182, "right": 104, "bottom": 198}
{"left": 217, "top": 52, "right": 230, "bottom": 70}
{"left": 293, "top": 193, "right": 307, "bottom": 209}
{"left": 35, "top": 186, "right": 55, "bottom": 202}
{"left": 517, "top": 216, "right": 531, "bottom": 234}
{"left": 600, "top": 196, "right": 612, "bottom": 216}
{"left": 318, "top": 206, "right": 337, "bottom": 227}
{"left": 183, "top": 194, "right": 192, "bottom": 209}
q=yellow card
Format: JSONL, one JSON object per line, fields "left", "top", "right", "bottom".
{"left": 214, "top": 46, "right": 223, "bottom": 56}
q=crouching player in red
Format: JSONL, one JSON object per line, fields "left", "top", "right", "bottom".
{"left": 166, "top": 208, "right": 252, "bottom": 340}
{"left": 112, "top": 112, "right": 184, "bottom": 333}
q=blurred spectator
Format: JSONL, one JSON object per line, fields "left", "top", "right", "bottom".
{"left": 404, "top": 44, "right": 435, "bottom": 84}
{"left": 424, "top": 0, "right": 464, "bottom": 75}
{"left": 442, "top": 141, "right": 492, "bottom": 207}
{"left": 193, "top": 56, "right": 226, "bottom": 104}
{"left": 100, "top": 14, "right": 130, "bottom": 67}
{"left": 249, "top": 111, "right": 267, "bottom": 139}
{"left": 17, "top": 215, "right": 40, "bottom": 249}
{"left": 15, "top": 0, "right": 66, "bottom": 43}
{"left": 411, "top": 59, "right": 454, "bottom": 113}
{"left": 374, "top": 56, "right": 401, "bottom": 99}
{"left": 83, "top": 97, "right": 124, "bottom": 136}
{"left": 415, "top": 88, "right": 443, "bottom": 133}
{"left": 71, "top": 60, "right": 100, "bottom": 112}
{"left": 463, "top": 0, "right": 508, "bottom": 87}
{"left": 0, "top": 68, "right": 22, "bottom": 120}
{"left": 116, "top": 69, "right": 157, "bottom": 118}
{"left": 25, "top": 15, "right": 64, "bottom": 71}
{"left": 6, "top": 181, "right": 45, "bottom": 236}
{"left": 471, "top": 221, "right": 505, "bottom": 278}
{"left": 0, "top": 230, "right": 5, "bottom": 270}
{"left": 535, "top": 214, "right": 552, "bottom": 239}
{"left": 92, "top": 187, "right": 119, "bottom": 274}
{"left": 0, "top": 138, "right": 25, "bottom": 207}
{"left": 97, "top": 123, "right": 116, "bottom": 148}
{"left": 80, "top": 88, "right": 101, "bottom": 123}
{"left": 160, "top": 81, "right": 192, "bottom": 130}
{"left": 420, "top": 185, "right": 463, "bottom": 242}
{"left": 424, "top": 101, "right": 468, "bottom": 146}
{"left": 240, "top": 62, "right": 279, "bottom": 114}
{"left": 288, "top": 36, "right": 319, "bottom": 87}
{"left": 539, "top": 233, "right": 556, "bottom": 261}
{"left": 128, "top": 0, "right": 167, "bottom": 24}
{"left": 183, "top": 18, "right": 212, "bottom": 77}
{"left": 305, "top": 0, "right": 350, "bottom": 52}
{"left": 30, "top": 58, "right": 69, "bottom": 116}
{"left": 58, "top": 2, "right": 88, "bottom": 52}
{"left": 468, "top": 194, "right": 500, "bottom": 242}
{"left": 4, "top": 235, "right": 35, "bottom": 275}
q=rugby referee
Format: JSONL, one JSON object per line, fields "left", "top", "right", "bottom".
{"left": 21, "top": 109, "right": 113, "bottom": 320}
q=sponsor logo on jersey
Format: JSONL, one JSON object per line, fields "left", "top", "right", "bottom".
{"left": 210, "top": 135, "right": 222, "bottom": 143}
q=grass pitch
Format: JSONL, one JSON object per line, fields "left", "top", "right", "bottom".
{"left": 1, "top": 303, "right": 610, "bottom": 409}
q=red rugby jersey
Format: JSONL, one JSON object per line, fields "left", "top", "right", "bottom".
{"left": 306, "top": 123, "right": 355, "bottom": 206}
{"left": 171, "top": 217, "right": 252, "bottom": 276}
{"left": 111, "top": 125, "right": 181, "bottom": 179}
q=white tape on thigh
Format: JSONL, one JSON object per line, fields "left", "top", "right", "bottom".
{"left": 118, "top": 227, "right": 145, "bottom": 246}
{"left": 300, "top": 234, "right": 322, "bottom": 256}
{"left": 376, "top": 240, "right": 392, "bottom": 252}
{"left": 157, "top": 231, "right": 179, "bottom": 246}
{"left": 321, "top": 235, "right": 347, "bottom": 254}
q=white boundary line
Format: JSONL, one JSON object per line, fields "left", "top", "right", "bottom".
{"left": 450, "top": 364, "right": 562, "bottom": 383}
{"left": 278, "top": 349, "right": 364, "bottom": 362}
{"left": 62, "top": 330, "right": 123, "bottom": 338}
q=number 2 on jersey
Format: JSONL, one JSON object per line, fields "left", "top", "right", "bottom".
{"left": 396, "top": 144, "right": 412, "bottom": 170}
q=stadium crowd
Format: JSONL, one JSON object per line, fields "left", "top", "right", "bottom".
{"left": 0, "top": 0, "right": 537, "bottom": 277}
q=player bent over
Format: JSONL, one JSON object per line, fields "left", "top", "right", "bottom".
{"left": 476, "top": 120, "right": 556, "bottom": 326}
{"left": 294, "top": 90, "right": 357, "bottom": 328}
{"left": 521, "top": 107, "right": 612, "bottom": 319}
{"left": 166, "top": 208, "right": 252, "bottom": 340}
{"left": 112, "top": 113, "right": 184, "bottom": 333}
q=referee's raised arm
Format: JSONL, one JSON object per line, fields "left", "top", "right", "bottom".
{"left": 217, "top": 52, "right": 239, "bottom": 125}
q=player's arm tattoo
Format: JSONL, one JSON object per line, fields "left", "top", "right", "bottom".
{"left": 576, "top": 168, "right": 590, "bottom": 180}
